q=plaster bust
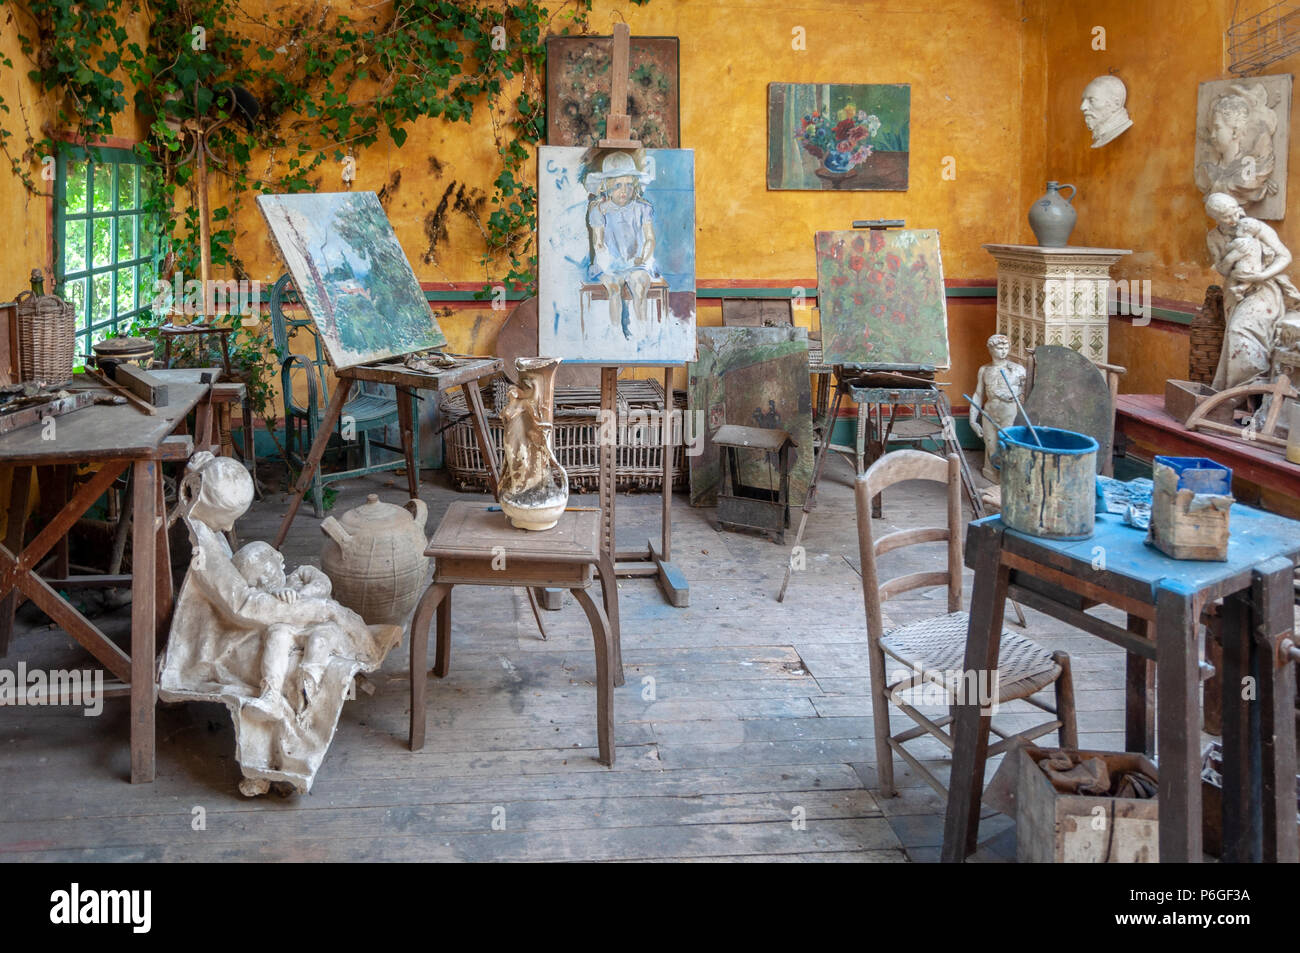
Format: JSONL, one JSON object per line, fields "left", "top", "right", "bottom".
{"left": 1195, "top": 83, "right": 1278, "bottom": 210}
{"left": 1080, "top": 75, "right": 1132, "bottom": 149}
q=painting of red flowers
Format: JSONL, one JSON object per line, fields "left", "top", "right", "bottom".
{"left": 814, "top": 229, "right": 949, "bottom": 366}
{"left": 767, "top": 83, "right": 910, "bottom": 190}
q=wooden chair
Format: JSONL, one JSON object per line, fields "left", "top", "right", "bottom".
{"left": 855, "top": 449, "right": 1077, "bottom": 798}
{"left": 268, "top": 274, "right": 415, "bottom": 516}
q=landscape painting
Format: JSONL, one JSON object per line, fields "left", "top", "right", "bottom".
{"left": 546, "top": 35, "right": 680, "bottom": 148}
{"left": 815, "top": 228, "right": 949, "bottom": 368}
{"left": 257, "top": 191, "right": 446, "bottom": 369}
{"left": 538, "top": 145, "right": 696, "bottom": 365}
{"left": 767, "top": 83, "right": 910, "bottom": 191}
{"left": 688, "top": 326, "right": 814, "bottom": 508}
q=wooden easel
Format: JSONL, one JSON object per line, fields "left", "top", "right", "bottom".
{"left": 588, "top": 25, "right": 689, "bottom": 607}
{"left": 271, "top": 355, "right": 503, "bottom": 549}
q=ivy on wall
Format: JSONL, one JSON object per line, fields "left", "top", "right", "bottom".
{"left": 0, "top": 0, "right": 651, "bottom": 419}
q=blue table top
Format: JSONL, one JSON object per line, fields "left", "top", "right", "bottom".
{"left": 976, "top": 505, "right": 1300, "bottom": 598}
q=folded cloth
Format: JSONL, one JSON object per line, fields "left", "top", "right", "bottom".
{"left": 1040, "top": 753, "right": 1111, "bottom": 796}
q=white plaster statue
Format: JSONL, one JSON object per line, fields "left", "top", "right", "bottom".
{"left": 157, "top": 452, "right": 401, "bottom": 796}
{"left": 1080, "top": 75, "right": 1132, "bottom": 149}
{"left": 969, "top": 334, "right": 1027, "bottom": 482}
{"left": 1204, "top": 192, "right": 1300, "bottom": 392}
{"left": 1195, "top": 83, "right": 1279, "bottom": 213}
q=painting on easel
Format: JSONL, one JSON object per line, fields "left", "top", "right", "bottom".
{"left": 815, "top": 228, "right": 949, "bottom": 367}
{"left": 688, "top": 326, "right": 814, "bottom": 508}
{"left": 546, "top": 35, "right": 680, "bottom": 148}
{"left": 257, "top": 191, "right": 447, "bottom": 369}
{"left": 538, "top": 146, "right": 696, "bottom": 364}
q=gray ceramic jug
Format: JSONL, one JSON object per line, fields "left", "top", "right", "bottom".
{"left": 1028, "top": 181, "right": 1077, "bottom": 247}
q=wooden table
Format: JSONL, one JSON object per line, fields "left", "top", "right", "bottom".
{"left": 273, "top": 356, "right": 503, "bottom": 549}
{"left": 0, "top": 378, "right": 205, "bottom": 782}
{"left": 942, "top": 508, "right": 1300, "bottom": 862}
{"left": 150, "top": 367, "right": 256, "bottom": 487}
{"left": 408, "top": 502, "right": 623, "bottom": 766}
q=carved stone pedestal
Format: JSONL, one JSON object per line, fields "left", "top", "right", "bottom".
{"left": 984, "top": 244, "right": 1132, "bottom": 365}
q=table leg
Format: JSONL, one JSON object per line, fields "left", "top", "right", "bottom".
{"left": 1219, "top": 589, "right": 1260, "bottom": 862}
{"left": 596, "top": 552, "right": 624, "bottom": 687}
{"left": 1253, "top": 558, "right": 1299, "bottom": 864}
{"left": 130, "top": 459, "right": 158, "bottom": 784}
{"left": 242, "top": 399, "right": 260, "bottom": 499}
{"left": 1155, "top": 583, "right": 1202, "bottom": 862}
{"left": 0, "top": 465, "right": 33, "bottom": 656}
{"left": 434, "top": 588, "right": 453, "bottom": 678}
{"left": 408, "top": 581, "right": 452, "bottom": 751}
{"left": 154, "top": 466, "right": 173, "bottom": 639}
{"left": 1124, "top": 615, "right": 1155, "bottom": 755}
{"left": 396, "top": 385, "right": 419, "bottom": 499}
{"left": 941, "top": 519, "right": 1008, "bottom": 862}
{"left": 573, "top": 586, "right": 615, "bottom": 767}
{"left": 273, "top": 379, "right": 353, "bottom": 550}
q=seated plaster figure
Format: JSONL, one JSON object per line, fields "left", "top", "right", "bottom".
{"left": 158, "top": 452, "right": 401, "bottom": 796}
{"left": 586, "top": 152, "right": 657, "bottom": 340}
{"left": 969, "top": 333, "right": 1027, "bottom": 483}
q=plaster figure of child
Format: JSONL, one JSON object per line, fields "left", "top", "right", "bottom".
{"left": 587, "top": 152, "right": 657, "bottom": 340}
{"left": 969, "top": 333, "right": 1027, "bottom": 482}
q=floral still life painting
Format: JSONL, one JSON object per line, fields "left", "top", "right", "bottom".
{"left": 257, "top": 191, "right": 446, "bottom": 369}
{"left": 767, "top": 83, "right": 910, "bottom": 190}
{"left": 538, "top": 146, "right": 696, "bottom": 364}
{"left": 546, "top": 35, "right": 680, "bottom": 148}
{"left": 815, "top": 228, "right": 949, "bottom": 367}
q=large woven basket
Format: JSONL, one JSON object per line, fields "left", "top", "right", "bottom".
{"left": 15, "top": 284, "right": 76, "bottom": 384}
{"left": 1189, "top": 284, "right": 1224, "bottom": 385}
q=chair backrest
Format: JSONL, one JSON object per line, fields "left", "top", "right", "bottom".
{"left": 268, "top": 273, "right": 329, "bottom": 414}
{"left": 854, "top": 450, "right": 963, "bottom": 638}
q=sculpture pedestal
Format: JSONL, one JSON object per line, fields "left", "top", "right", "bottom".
{"left": 984, "top": 244, "right": 1132, "bottom": 365}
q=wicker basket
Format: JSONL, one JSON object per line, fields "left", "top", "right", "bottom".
{"left": 1189, "top": 284, "right": 1225, "bottom": 385}
{"left": 15, "top": 283, "right": 76, "bottom": 385}
{"left": 444, "top": 379, "right": 688, "bottom": 493}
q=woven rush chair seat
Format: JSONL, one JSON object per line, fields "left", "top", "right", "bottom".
{"left": 881, "top": 610, "right": 1061, "bottom": 703}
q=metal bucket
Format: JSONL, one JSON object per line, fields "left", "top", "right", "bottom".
{"left": 999, "top": 426, "right": 1098, "bottom": 540}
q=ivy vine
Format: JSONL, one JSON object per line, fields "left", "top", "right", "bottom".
{"left": 0, "top": 0, "right": 652, "bottom": 426}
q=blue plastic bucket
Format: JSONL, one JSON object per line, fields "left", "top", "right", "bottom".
{"left": 999, "top": 426, "right": 1099, "bottom": 540}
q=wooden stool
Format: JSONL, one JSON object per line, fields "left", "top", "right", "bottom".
{"left": 409, "top": 502, "right": 624, "bottom": 766}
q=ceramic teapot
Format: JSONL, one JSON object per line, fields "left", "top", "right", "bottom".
{"left": 320, "top": 495, "right": 430, "bottom": 625}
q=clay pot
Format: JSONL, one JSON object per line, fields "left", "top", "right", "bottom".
{"left": 1028, "top": 181, "right": 1078, "bottom": 247}
{"left": 320, "top": 495, "right": 430, "bottom": 625}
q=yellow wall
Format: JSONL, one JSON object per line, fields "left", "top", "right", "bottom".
{"left": 6, "top": 0, "right": 1288, "bottom": 410}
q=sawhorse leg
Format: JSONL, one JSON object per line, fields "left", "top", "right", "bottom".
{"left": 273, "top": 378, "right": 354, "bottom": 550}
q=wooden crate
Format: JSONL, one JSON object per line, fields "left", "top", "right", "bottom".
{"left": 442, "top": 380, "right": 688, "bottom": 493}
{"left": 1016, "top": 747, "right": 1160, "bottom": 863}
{"left": 1164, "top": 378, "right": 1235, "bottom": 426}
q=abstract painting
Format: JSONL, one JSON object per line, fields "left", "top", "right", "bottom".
{"left": 546, "top": 35, "right": 680, "bottom": 148}
{"left": 688, "top": 326, "right": 814, "bottom": 508}
{"left": 767, "top": 83, "right": 910, "bottom": 191}
{"left": 538, "top": 146, "right": 696, "bottom": 365}
{"left": 815, "top": 228, "right": 949, "bottom": 368}
{"left": 257, "top": 191, "right": 446, "bottom": 369}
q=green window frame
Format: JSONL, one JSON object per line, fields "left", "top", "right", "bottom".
{"left": 54, "top": 145, "right": 160, "bottom": 364}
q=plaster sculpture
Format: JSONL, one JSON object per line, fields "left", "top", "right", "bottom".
{"left": 157, "top": 452, "right": 401, "bottom": 796}
{"left": 1204, "top": 192, "right": 1300, "bottom": 392}
{"left": 969, "top": 334, "right": 1027, "bottom": 482}
{"left": 499, "top": 356, "right": 569, "bottom": 530}
{"left": 1194, "top": 76, "right": 1291, "bottom": 220}
{"left": 1080, "top": 75, "right": 1132, "bottom": 149}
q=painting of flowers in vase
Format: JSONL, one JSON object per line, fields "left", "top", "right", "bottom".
{"left": 767, "top": 83, "right": 910, "bottom": 190}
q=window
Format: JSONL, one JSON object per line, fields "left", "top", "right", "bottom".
{"left": 54, "top": 146, "right": 160, "bottom": 364}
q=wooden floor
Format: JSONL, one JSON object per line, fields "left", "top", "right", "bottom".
{"left": 0, "top": 452, "right": 1133, "bottom": 862}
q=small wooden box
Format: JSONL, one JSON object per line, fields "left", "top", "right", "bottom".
{"left": 1164, "top": 379, "right": 1235, "bottom": 426}
{"left": 1148, "top": 456, "right": 1232, "bottom": 561}
{"left": 1016, "top": 747, "right": 1159, "bottom": 863}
